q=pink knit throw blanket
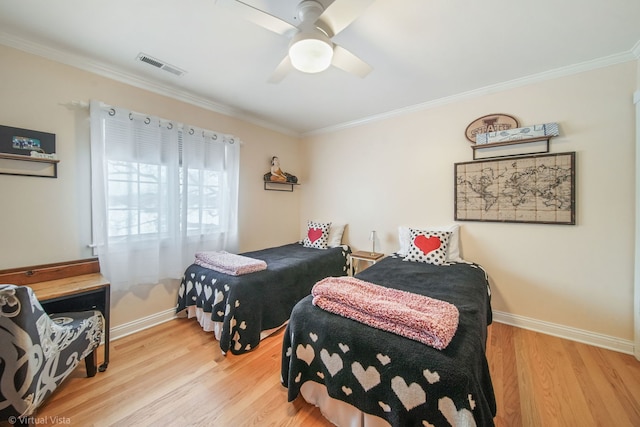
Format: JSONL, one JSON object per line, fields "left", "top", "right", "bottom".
{"left": 194, "top": 251, "right": 267, "bottom": 276}
{"left": 312, "top": 276, "right": 459, "bottom": 350}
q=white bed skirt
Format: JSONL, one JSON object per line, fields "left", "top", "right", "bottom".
{"left": 300, "top": 381, "right": 391, "bottom": 427}
{"left": 181, "top": 306, "right": 285, "bottom": 341}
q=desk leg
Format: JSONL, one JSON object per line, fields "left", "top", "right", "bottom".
{"left": 99, "top": 285, "right": 110, "bottom": 372}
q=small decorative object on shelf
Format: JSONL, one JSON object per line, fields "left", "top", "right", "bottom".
{"left": 263, "top": 156, "right": 299, "bottom": 191}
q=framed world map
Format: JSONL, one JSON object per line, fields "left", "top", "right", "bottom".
{"left": 455, "top": 152, "right": 575, "bottom": 224}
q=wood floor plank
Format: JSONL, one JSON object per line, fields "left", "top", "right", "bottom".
{"left": 6, "top": 317, "right": 638, "bottom": 427}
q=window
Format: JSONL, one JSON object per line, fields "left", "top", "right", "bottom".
{"left": 90, "top": 101, "right": 239, "bottom": 289}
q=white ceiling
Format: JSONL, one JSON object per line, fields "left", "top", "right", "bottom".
{"left": 1, "top": 0, "right": 639, "bottom": 136}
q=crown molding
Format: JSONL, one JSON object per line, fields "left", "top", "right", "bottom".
{"left": 305, "top": 48, "right": 639, "bottom": 137}
{"left": 0, "top": 32, "right": 299, "bottom": 137}
{"left": 2, "top": 31, "right": 637, "bottom": 139}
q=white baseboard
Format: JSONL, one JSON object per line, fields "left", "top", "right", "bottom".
{"left": 493, "top": 310, "right": 634, "bottom": 355}
{"left": 110, "top": 308, "right": 177, "bottom": 341}
{"left": 108, "top": 308, "right": 635, "bottom": 356}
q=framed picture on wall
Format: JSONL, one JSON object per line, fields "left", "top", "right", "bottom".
{"left": 454, "top": 151, "right": 575, "bottom": 225}
{"left": 0, "top": 125, "right": 58, "bottom": 177}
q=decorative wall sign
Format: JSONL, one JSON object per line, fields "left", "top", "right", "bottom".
{"left": 475, "top": 122, "right": 559, "bottom": 145}
{"left": 465, "top": 114, "right": 519, "bottom": 143}
{"left": 455, "top": 152, "right": 575, "bottom": 224}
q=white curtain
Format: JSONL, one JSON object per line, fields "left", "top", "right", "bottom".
{"left": 89, "top": 100, "right": 239, "bottom": 291}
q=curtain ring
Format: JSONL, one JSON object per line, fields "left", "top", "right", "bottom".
{"left": 144, "top": 117, "right": 151, "bottom": 124}
{"left": 189, "top": 128, "right": 194, "bottom": 135}
{"left": 167, "top": 123, "right": 173, "bottom": 130}
{"left": 129, "top": 112, "right": 134, "bottom": 120}
{"left": 108, "top": 108, "right": 116, "bottom": 116}
{"left": 229, "top": 138, "right": 235, "bottom": 145}
{"left": 212, "top": 134, "right": 218, "bottom": 140}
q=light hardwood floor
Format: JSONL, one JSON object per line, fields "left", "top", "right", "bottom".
{"left": 11, "top": 319, "right": 640, "bottom": 427}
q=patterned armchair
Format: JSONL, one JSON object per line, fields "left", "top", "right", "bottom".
{"left": 0, "top": 285, "right": 104, "bottom": 423}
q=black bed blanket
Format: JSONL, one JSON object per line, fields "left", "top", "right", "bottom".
{"left": 281, "top": 255, "right": 496, "bottom": 426}
{"left": 176, "top": 243, "right": 350, "bottom": 355}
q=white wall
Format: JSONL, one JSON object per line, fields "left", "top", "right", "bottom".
{"left": 301, "top": 61, "right": 638, "bottom": 350}
{"left": 0, "top": 44, "right": 301, "bottom": 329}
{"left": 1, "top": 43, "right": 638, "bottom": 352}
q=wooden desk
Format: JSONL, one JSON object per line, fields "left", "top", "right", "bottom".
{"left": 0, "top": 259, "right": 111, "bottom": 372}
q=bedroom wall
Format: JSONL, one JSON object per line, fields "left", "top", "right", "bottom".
{"left": 300, "top": 60, "right": 638, "bottom": 352}
{"left": 0, "top": 44, "right": 301, "bottom": 329}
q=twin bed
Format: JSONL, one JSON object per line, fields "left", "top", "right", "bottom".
{"left": 176, "top": 223, "right": 496, "bottom": 426}
{"left": 175, "top": 241, "right": 350, "bottom": 355}
{"left": 281, "top": 254, "right": 496, "bottom": 426}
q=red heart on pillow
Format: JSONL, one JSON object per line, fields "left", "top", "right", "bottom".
{"left": 414, "top": 235, "right": 441, "bottom": 254}
{"left": 308, "top": 228, "right": 323, "bottom": 243}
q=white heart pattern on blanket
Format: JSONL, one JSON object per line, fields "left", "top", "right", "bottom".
{"left": 379, "top": 402, "right": 391, "bottom": 412}
{"left": 178, "top": 285, "right": 184, "bottom": 298}
{"left": 341, "top": 386, "right": 352, "bottom": 396}
{"left": 195, "top": 281, "right": 202, "bottom": 296}
{"left": 296, "top": 344, "right": 315, "bottom": 365}
{"left": 239, "top": 321, "right": 246, "bottom": 330}
{"left": 376, "top": 353, "right": 391, "bottom": 365}
{"left": 338, "top": 343, "right": 349, "bottom": 353}
{"left": 186, "top": 280, "right": 193, "bottom": 293}
{"left": 214, "top": 289, "right": 224, "bottom": 305}
{"left": 423, "top": 369, "right": 440, "bottom": 384}
{"left": 204, "top": 285, "right": 213, "bottom": 301}
{"left": 224, "top": 284, "right": 230, "bottom": 291}
{"left": 320, "top": 349, "right": 343, "bottom": 377}
{"left": 309, "top": 332, "right": 318, "bottom": 342}
{"left": 438, "top": 397, "right": 476, "bottom": 427}
{"left": 352, "top": 362, "right": 381, "bottom": 391}
{"left": 391, "top": 376, "right": 426, "bottom": 411}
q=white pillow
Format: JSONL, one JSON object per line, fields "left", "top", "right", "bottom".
{"left": 398, "top": 225, "right": 463, "bottom": 262}
{"left": 327, "top": 223, "right": 346, "bottom": 247}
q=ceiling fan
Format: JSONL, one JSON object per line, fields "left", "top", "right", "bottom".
{"left": 217, "top": 0, "right": 375, "bottom": 82}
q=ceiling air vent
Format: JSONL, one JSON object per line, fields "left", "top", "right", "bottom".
{"left": 136, "top": 53, "right": 186, "bottom": 77}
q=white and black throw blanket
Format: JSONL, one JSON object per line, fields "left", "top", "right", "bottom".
{"left": 176, "top": 243, "right": 350, "bottom": 355}
{"left": 281, "top": 255, "right": 496, "bottom": 427}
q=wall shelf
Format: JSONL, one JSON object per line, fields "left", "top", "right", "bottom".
{"left": 0, "top": 153, "right": 59, "bottom": 177}
{"left": 264, "top": 180, "right": 299, "bottom": 192}
{"left": 471, "top": 136, "right": 552, "bottom": 160}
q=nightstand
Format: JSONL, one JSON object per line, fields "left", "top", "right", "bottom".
{"left": 350, "top": 250, "right": 384, "bottom": 275}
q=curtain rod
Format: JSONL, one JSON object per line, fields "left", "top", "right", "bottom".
{"left": 61, "top": 100, "right": 243, "bottom": 145}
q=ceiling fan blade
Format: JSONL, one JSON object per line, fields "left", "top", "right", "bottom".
{"left": 268, "top": 55, "right": 293, "bottom": 83}
{"left": 216, "top": 0, "right": 297, "bottom": 36}
{"left": 317, "top": 0, "right": 376, "bottom": 37}
{"left": 331, "top": 45, "right": 372, "bottom": 78}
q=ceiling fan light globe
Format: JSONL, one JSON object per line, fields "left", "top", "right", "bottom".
{"left": 289, "top": 34, "right": 333, "bottom": 74}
